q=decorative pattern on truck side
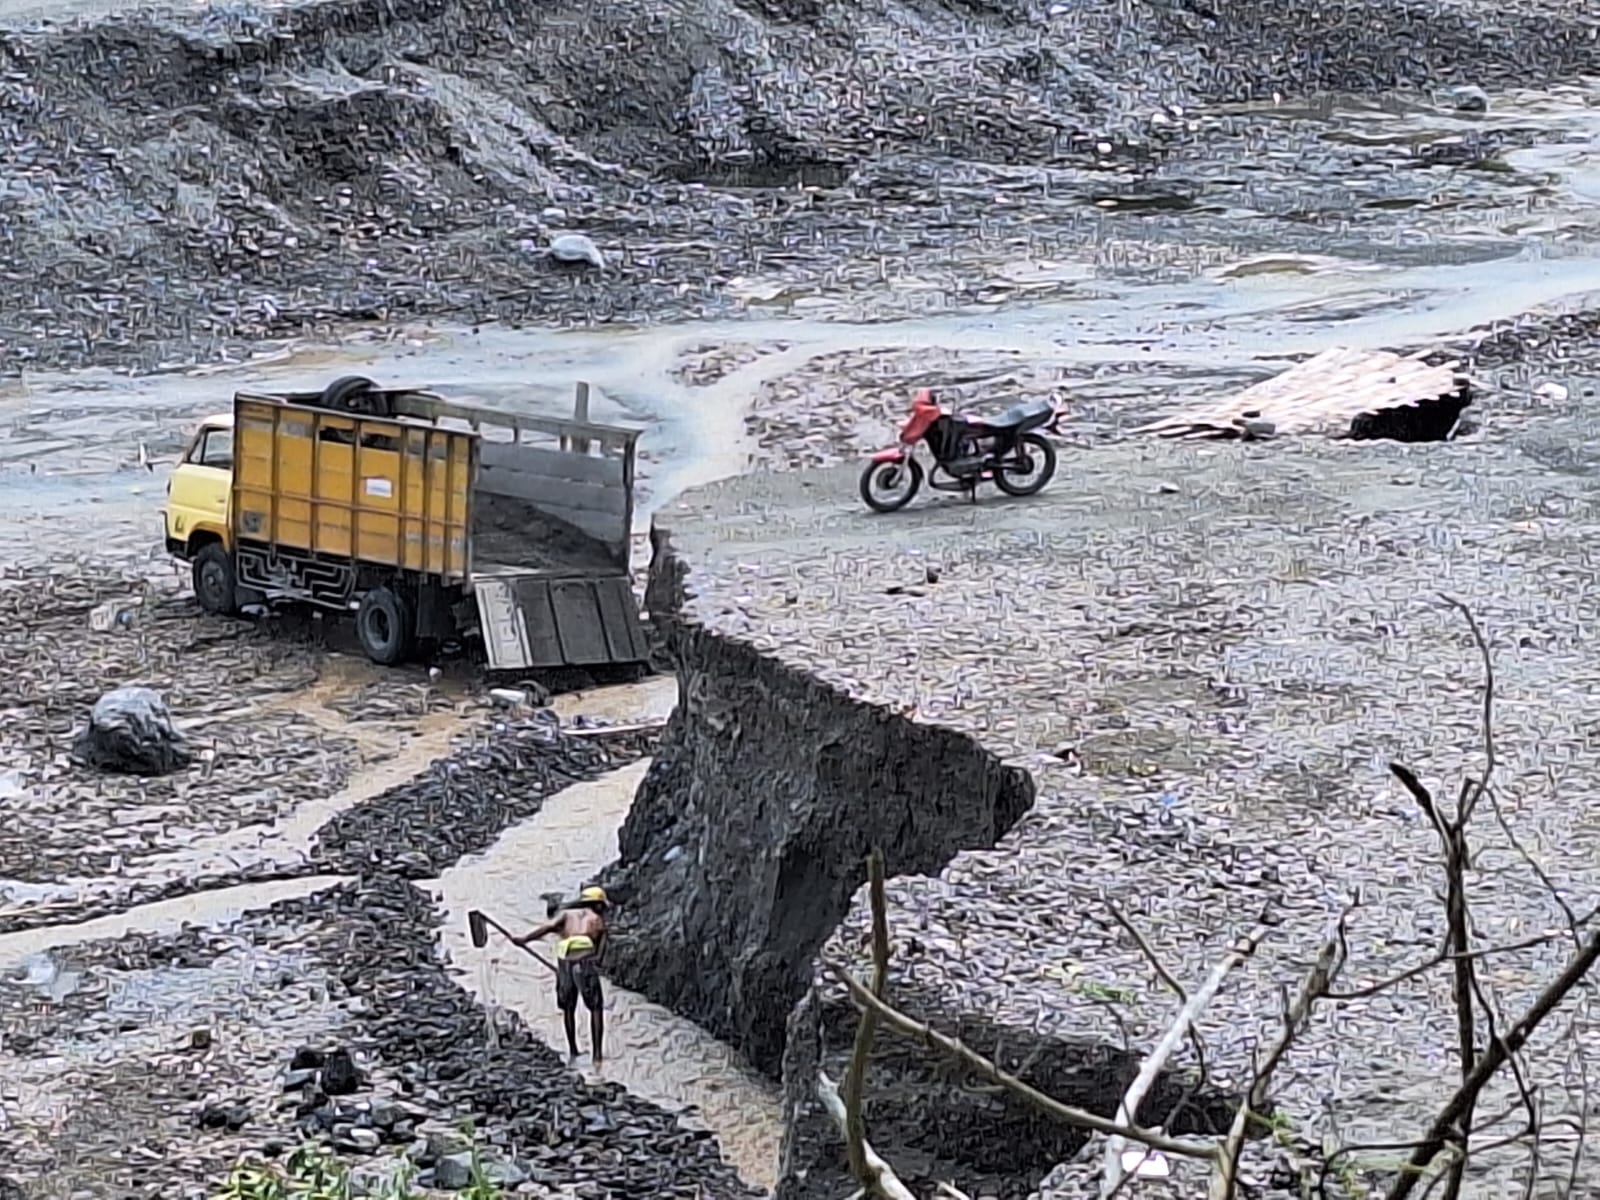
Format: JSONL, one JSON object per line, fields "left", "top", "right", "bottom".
{"left": 235, "top": 543, "right": 357, "bottom": 607}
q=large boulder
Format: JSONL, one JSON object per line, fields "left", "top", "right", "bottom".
{"left": 72, "top": 686, "right": 193, "bottom": 776}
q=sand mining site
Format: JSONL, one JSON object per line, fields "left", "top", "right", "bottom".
{"left": 5, "top": 0, "right": 1600, "bottom": 1196}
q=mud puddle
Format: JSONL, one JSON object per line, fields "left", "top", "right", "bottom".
{"left": 0, "top": 874, "right": 348, "bottom": 971}
{"left": 433, "top": 681, "right": 782, "bottom": 1191}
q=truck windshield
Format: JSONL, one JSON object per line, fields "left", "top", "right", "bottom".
{"left": 190, "top": 427, "right": 234, "bottom": 469}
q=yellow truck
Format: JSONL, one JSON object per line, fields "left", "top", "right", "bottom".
{"left": 161, "top": 375, "right": 651, "bottom": 672}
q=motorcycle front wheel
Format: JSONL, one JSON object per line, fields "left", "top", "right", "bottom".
{"left": 994, "top": 432, "right": 1057, "bottom": 497}
{"left": 860, "top": 458, "right": 925, "bottom": 512}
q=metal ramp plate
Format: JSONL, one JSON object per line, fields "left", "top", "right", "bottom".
{"left": 472, "top": 573, "right": 649, "bottom": 671}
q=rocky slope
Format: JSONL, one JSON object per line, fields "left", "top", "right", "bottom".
{"left": 1, "top": 0, "right": 1595, "bottom": 369}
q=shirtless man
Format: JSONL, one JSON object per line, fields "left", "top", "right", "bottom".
{"left": 514, "top": 886, "right": 609, "bottom": 1063}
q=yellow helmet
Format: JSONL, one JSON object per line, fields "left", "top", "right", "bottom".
{"left": 579, "top": 886, "right": 608, "bottom": 905}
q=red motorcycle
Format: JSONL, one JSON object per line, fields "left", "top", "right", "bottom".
{"left": 859, "top": 388, "right": 1063, "bottom": 513}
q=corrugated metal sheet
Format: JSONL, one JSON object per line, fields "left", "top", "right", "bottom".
{"left": 1132, "top": 347, "right": 1472, "bottom": 441}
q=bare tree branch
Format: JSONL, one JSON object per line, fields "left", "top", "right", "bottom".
{"left": 1208, "top": 913, "right": 1349, "bottom": 1200}
{"left": 1497, "top": 775, "right": 1583, "bottom": 947}
{"left": 1437, "top": 594, "right": 1495, "bottom": 826}
{"left": 842, "top": 848, "right": 892, "bottom": 1192}
{"left": 1106, "top": 901, "right": 1212, "bottom": 1084}
{"left": 816, "top": 1071, "right": 917, "bottom": 1200}
{"left": 1462, "top": 960, "right": 1543, "bottom": 1200}
{"left": 1562, "top": 1012, "right": 1590, "bottom": 1199}
{"left": 1325, "top": 925, "right": 1598, "bottom": 1003}
{"left": 820, "top": 953, "right": 1222, "bottom": 1162}
{"left": 1413, "top": 764, "right": 1479, "bottom": 1200}
{"left": 1102, "top": 922, "right": 1271, "bottom": 1196}
{"left": 1382, "top": 926, "right": 1600, "bottom": 1200}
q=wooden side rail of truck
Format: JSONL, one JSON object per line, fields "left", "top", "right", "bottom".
{"left": 161, "top": 375, "right": 651, "bottom": 672}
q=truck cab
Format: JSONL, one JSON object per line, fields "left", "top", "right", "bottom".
{"left": 163, "top": 413, "right": 238, "bottom": 614}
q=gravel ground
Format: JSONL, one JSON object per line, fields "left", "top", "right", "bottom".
{"left": 745, "top": 344, "right": 1260, "bottom": 469}
{"left": 657, "top": 389, "right": 1600, "bottom": 1194}
{"left": 740, "top": 298, "right": 1600, "bottom": 472}
{"left": 0, "top": 897, "right": 358, "bottom": 1197}
{"left": 0, "top": 560, "right": 531, "bottom": 935}
{"left": 0, "top": 0, "right": 1594, "bottom": 371}
{"left": 0, "top": 566, "right": 356, "bottom": 886}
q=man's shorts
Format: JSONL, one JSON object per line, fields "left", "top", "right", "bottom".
{"left": 556, "top": 954, "right": 603, "bottom": 1012}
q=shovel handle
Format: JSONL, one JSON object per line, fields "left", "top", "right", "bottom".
{"left": 478, "top": 912, "right": 558, "bottom": 973}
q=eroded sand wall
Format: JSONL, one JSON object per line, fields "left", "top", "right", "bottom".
{"left": 600, "top": 525, "right": 1035, "bottom": 1076}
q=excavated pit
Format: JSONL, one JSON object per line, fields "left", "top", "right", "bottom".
{"left": 603, "top": 418, "right": 1600, "bottom": 1199}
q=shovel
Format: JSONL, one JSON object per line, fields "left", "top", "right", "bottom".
{"left": 466, "top": 908, "right": 557, "bottom": 973}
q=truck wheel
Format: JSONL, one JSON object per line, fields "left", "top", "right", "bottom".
{"left": 193, "top": 543, "right": 237, "bottom": 616}
{"left": 357, "top": 586, "right": 415, "bottom": 666}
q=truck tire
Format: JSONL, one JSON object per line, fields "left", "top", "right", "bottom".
{"left": 357, "top": 586, "right": 415, "bottom": 666}
{"left": 320, "top": 375, "right": 391, "bottom": 417}
{"left": 193, "top": 543, "right": 238, "bottom": 616}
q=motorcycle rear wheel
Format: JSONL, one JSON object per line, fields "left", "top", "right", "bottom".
{"left": 994, "top": 432, "right": 1057, "bottom": 497}
{"left": 860, "top": 458, "right": 925, "bottom": 512}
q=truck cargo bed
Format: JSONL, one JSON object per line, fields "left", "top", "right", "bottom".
{"left": 469, "top": 491, "right": 618, "bottom": 575}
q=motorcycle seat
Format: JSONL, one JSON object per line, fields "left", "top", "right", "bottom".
{"left": 975, "top": 397, "right": 1054, "bottom": 431}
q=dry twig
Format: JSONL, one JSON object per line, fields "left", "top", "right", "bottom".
{"left": 816, "top": 1071, "right": 918, "bottom": 1200}
{"left": 1106, "top": 901, "right": 1212, "bottom": 1082}
{"left": 1389, "top": 760, "right": 1480, "bottom": 1200}
{"left": 1208, "top": 914, "right": 1350, "bottom": 1200}
{"left": 1382, "top": 926, "right": 1600, "bottom": 1200}
{"left": 1102, "top": 921, "right": 1272, "bottom": 1197}
{"left": 820, "top": 957, "right": 1222, "bottom": 1160}
{"left": 1379, "top": 600, "right": 1600, "bottom": 1199}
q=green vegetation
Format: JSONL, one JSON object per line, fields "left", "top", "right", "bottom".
{"left": 215, "top": 1144, "right": 374, "bottom": 1200}
{"left": 214, "top": 1122, "right": 504, "bottom": 1200}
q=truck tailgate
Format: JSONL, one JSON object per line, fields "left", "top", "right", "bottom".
{"left": 473, "top": 570, "right": 650, "bottom": 671}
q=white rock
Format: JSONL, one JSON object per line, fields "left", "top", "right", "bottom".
{"left": 548, "top": 233, "right": 606, "bottom": 269}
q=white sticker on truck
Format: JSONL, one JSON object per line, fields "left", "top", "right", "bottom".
{"left": 363, "top": 477, "right": 394, "bottom": 498}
